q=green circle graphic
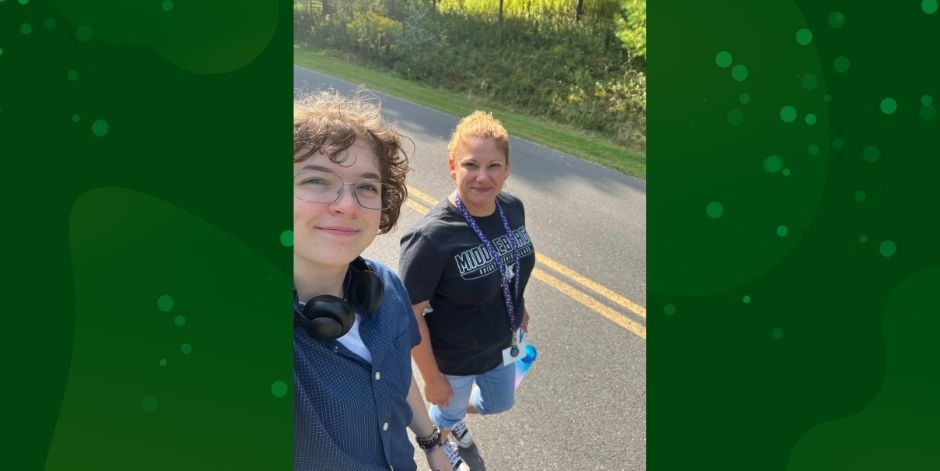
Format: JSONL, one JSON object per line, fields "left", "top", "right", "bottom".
{"left": 924, "top": 0, "right": 938, "bottom": 14}
{"left": 780, "top": 106, "right": 797, "bottom": 123}
{"left": 271, "top": 380, "right": 288, "bottom": 398}
{"left": 92, "top": 120, "right": 109, "bottom": 137}
{"left": 863, "top": 145, "right": 880, "bottom": 162}
{"left": 829, "top": 11, "right": 846, "bottom": 28}
{"left": 706, "top": 202, "right": 724, "bottom": 219}
{"left": 921, "top": 106, "right": 936, "bottom": 120}
{"left": 280, "top": 230, "right": 293, "bottom": 247}
{"left": 142, "top": 396, "right": 159, "bottom": 413}
{"left": 833, "top": 56, "right": 850, "bottom": 73}
{"left": 664, "top": 304, "right": 676, "bottom": 315}
{"left": 880, "top": 97, "right": 897, "bottom": 114}
{"left": 764, "top": 154, "right": 784, "bottom": 173}
{"left": 880, "top": 240, "right": 897, "bottom": 257}
{"left": 157, "top": 295, "right": 174, "bottom": 312}
{"left": 795, "top": 28, "right": 813, "bottom": 46}
{"left": 76, "top": 25, "right": 93, "bottom": 42}
{"left": 776, "top": 225, "right": 789, "bottom": 237}
{"left": 731, "top": 65, "right": 749, "bottom": 82}
{"left": 800, "top": 74, "right": 818, "bottom": 90}
{"left": 715, "top": 51, "right": 733, "bottom": 68}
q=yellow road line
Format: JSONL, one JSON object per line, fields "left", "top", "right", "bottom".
{"left": 532, "top": 269, "right": 646, "bottom": 339}
{"left": 536, "top": 254, "right": 646, "bottom": 319}
{"left": 403, "top": 191, "right": 645, "bottom": 340}
{"left": 407, "top": 185, "right": 440, "bottom": 208}
{"left": 404, "top": 199, "right": 429, "bottom": 215}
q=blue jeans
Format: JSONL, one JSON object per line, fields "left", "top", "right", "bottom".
{"left": 429, "top": 363, "right": 516, "bottom": 430}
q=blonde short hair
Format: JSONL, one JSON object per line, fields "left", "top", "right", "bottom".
{"left": 447, "top": 111, "right": 510, "bottom": 163}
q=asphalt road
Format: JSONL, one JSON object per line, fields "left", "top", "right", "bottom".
{"left": 295, "top": 66, "right": 646, "bottom": 471}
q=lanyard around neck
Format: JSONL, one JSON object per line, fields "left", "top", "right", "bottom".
{"left": 454, "top": 194, "right": 522, "bottom": 332}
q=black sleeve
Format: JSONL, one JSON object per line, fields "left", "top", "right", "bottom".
{"left": 399, "top": 229, "right": 445, "bottom": 305}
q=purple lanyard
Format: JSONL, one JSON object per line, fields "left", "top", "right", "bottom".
{"left": 454, "top": 195, "right": 522, "bottom": 331}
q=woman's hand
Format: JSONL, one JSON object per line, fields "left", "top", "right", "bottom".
{"left": 424, "top": 444, "right": 454, "bottom": 471}
{"left": 423, "top": 374, "right": 454, "bottom": 407}
{"left": 520, "top": 307, "right": 530, "bottom": 332}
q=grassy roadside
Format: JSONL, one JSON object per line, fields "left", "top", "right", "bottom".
{"left": 294, "top": 48, "right": 646, "bottom": 179}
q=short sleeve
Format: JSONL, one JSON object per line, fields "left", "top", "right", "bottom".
{"left": 399, "top": 229, "right": 445, "bottom": 305}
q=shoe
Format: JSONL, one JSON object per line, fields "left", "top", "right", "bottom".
{"left": 442, "top": 441, "right": 469, "bottom": 471}
{"left": 451, "top": 420, "right": 474, "bottom": 448}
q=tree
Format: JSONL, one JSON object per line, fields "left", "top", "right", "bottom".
{"left": 616, "top": 0, "right": 646, "bottom": 63}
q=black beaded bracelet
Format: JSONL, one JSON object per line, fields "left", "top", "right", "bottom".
{"left": 415, "top": 425, "right": 442, "bottom": 451}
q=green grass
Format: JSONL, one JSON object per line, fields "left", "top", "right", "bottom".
{"left": 294, "top": 47, "right": 646, "bottom": 179}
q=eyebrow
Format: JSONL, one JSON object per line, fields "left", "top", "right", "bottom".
{"left": 301, "top": 164, "right": 382, "bottom": 181}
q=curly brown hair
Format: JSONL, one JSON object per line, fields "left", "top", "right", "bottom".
{"left": 294, "top": 90, "right": 409, "bottom": 234}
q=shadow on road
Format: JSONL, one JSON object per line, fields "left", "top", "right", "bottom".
{"left": 457, "top": 443, "right": 486, "bottom": 471}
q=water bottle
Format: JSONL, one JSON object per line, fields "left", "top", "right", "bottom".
{"left": 514, "top": 343, "right": 538, "bottom": 389}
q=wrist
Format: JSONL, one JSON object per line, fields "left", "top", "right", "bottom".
{"left": 415, "top": 425, "right": 442, "bottom": 451}
{"left": 427, "top": 373, "right": 448, "bottom": 385}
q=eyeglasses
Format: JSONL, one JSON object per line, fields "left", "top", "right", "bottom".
{"left": 294, "top": 170, "right": 391, "bottom": 210}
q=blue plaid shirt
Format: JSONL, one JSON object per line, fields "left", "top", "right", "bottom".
{"left": 294, "top": 260, "right": 421, "bottom": 471}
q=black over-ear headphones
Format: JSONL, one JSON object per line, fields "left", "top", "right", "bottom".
{"left": 294, "top": 257, "right": 384, "bottom": 341}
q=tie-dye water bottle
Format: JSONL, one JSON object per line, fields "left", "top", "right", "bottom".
{"left": 514, "top": 343, "right": 538, "bottom": 389}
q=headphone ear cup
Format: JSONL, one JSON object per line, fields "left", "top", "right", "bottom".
{"left": 299, "top": 295, "right": 355, "bottom": 340}
{"left": 346, "top": 270, "right": 384, "bottom": 314}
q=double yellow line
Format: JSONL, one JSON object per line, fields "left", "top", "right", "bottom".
{"left": 404, "top": 186, "right": 646, "bottom": 340}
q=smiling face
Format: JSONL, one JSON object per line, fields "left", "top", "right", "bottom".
{"left": 449, "top": 137, "right": 510, "bottom": 216}
{"left": 294, "top": 140, "right": 383, "bottom": 274}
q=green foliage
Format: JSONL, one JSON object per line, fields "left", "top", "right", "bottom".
{"left": 438, "top": 0, "right": 619, "bottom": 21}
{"left": 294, "top": 0, "right": 646, "bottom": 151}
{"left": 615, "top": 0, "right": 645, "bottom": 62}
{"left": 346, "top": 10, "right": 403, "bottom": 59}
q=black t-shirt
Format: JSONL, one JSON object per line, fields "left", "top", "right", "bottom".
{"left": 399, "top": 192, "right": 535, "bottom": 375}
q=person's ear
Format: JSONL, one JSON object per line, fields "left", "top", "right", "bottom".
{"left": 448, "top": 157, "right": 456, "bottom": 181}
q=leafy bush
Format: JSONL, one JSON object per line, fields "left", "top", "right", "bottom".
{"left": 295, "top": 0, "right": 646, "bottom": 151}
{"left": 346, "top": 10, "right": 404, "bottom": 60}
{"left": 615, "top": 0, "right": 646, "bottom": 64}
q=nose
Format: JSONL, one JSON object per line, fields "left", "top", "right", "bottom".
{"left": 328, "top": 184, "right": 360, "bottom": 214}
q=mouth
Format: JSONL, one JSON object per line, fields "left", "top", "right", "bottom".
{"left": 316, "top": 226, "right": 361, "bottom": 237}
